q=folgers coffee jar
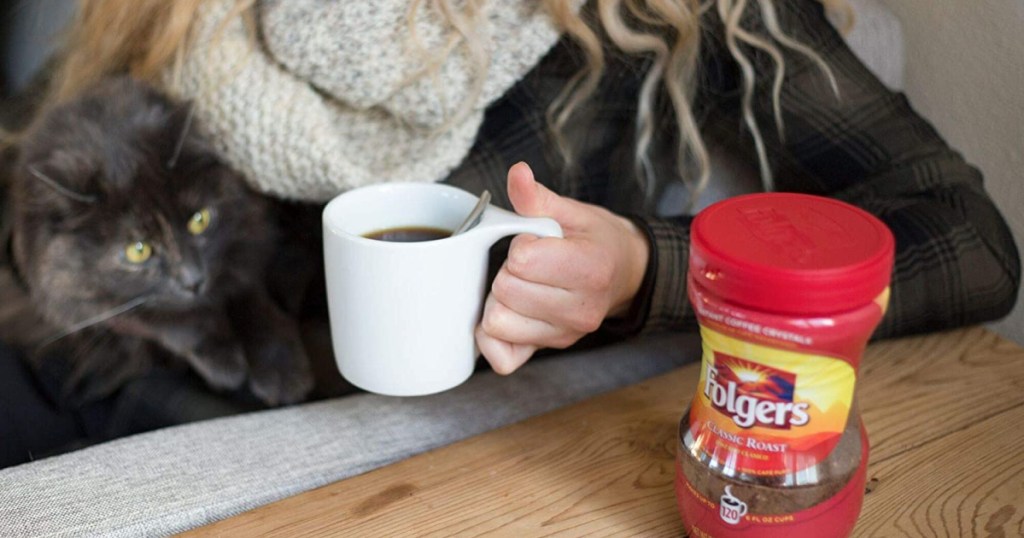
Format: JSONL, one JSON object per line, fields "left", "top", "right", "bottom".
{"left": 675, "top": 193, "right": 894, "bottom": 537}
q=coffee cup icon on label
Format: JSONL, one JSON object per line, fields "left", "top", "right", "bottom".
{"left": 719, "top": 486, "right": 748, "bottom": 525}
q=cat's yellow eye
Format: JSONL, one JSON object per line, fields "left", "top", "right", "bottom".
{"left": 125, "top": 241, "right": 153, "bottom": 264}
{"left": 188, "top": 208, "right": 212, "bottom": 235}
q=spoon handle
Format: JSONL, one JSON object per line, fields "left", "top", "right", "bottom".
{"left": 452, "top": 190, "right": 492, "bottom": 235}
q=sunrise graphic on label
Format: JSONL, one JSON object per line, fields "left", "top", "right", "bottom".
{"left": 705, "top": 353, "right": 809, "bottom": 429}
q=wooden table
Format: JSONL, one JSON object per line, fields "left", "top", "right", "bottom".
{"left": 187, "top": 327, "right": 1024, "bottom": 537}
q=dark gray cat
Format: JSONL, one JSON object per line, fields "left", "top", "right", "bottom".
{"left": 0, "top": 77, "right": 313, "bottom": 405}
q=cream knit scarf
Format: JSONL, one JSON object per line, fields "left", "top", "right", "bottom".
{"left": 167, "top": 0, "right": 568, "bottom": 201}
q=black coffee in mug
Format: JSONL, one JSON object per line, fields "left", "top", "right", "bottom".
{"left": 363, "top": 226, "right": 452, "bottom": 242}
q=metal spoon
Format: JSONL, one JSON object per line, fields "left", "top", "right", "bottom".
{"left": 451, "top": 190, "right": 492, "bottom": 236}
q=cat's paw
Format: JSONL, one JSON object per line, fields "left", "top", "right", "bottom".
{"left": 187, "top": 340, "right": 248, "bottom": 391}
{"left": 247, "top": 339, "right": 314, "bottom": 406}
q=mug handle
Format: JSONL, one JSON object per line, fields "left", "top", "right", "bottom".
{"left": 464, "top": 205, "right": 563, "bottom": 245}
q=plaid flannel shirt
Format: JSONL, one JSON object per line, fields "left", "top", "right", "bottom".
{"left": 444, "top": 0, "right": 1020, "bottom": 341}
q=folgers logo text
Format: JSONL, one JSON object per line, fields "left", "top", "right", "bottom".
{"left": 704, "top": 353, "right": 810, "bottom": 429}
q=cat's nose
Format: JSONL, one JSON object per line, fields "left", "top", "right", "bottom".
{"left": 177, "top": 265, "right": 206, "bottom": 295}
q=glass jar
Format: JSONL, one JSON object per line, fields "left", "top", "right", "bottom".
{"left": 674, "top": 193, "right": 893, "bottom": 537}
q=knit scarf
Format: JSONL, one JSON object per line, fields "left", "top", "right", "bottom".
{"left": 168, "top": 0, "right": 568, "bottom": 201}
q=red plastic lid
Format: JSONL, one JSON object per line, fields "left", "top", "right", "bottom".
{"left": 690, "top": 193, "right": 894, "bottom": 315}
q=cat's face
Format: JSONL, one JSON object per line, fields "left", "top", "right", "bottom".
{"left": 11, "top": 77, "right": 273, "bottom": 330}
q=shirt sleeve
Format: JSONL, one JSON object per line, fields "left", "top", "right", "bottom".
{"left": 624, "top": 1, "right": 1020, "bottom": 339}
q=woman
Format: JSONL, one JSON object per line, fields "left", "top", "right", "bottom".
{"left": 32, "top": 1, "right": 1024, "bottom": 393}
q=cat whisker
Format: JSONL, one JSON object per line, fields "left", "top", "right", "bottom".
{"left": 27, "top": 166, "right": 98, "bottom": 203}
{"left": 167, "top": 103, "right": 196, "bottom": 169}
{"left": 40, "top": 296, "right": 148, "bottom": 348}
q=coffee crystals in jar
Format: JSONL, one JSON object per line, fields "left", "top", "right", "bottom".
{"left": 676, "top": 193, "right": 894, "bottom": 537}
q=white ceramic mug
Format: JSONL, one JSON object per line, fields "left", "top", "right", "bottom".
{"left": 322, "top": 183, "right": 563, "bottom": 396}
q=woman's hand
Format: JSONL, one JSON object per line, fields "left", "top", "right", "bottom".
{"left": 475, "top": 162, "right": 650, "bottom": 375}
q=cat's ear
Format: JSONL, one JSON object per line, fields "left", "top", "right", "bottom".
{"left": 20, "top": 150, "right": 98, "bottom": 205}
{"left": 26, "top": 166, "right": 96, "bottom": 203}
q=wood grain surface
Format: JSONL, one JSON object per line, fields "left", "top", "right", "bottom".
{"left": 185, "top": 327, "right": 1024, "bottom": 537}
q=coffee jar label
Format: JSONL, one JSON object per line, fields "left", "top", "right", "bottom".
{"left": 686, "top": 327, "right": 855, "bottom": 475}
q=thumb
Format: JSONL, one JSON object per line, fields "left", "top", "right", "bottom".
{"left": 507, "top": 162, "right": 586, "bottom": 229}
